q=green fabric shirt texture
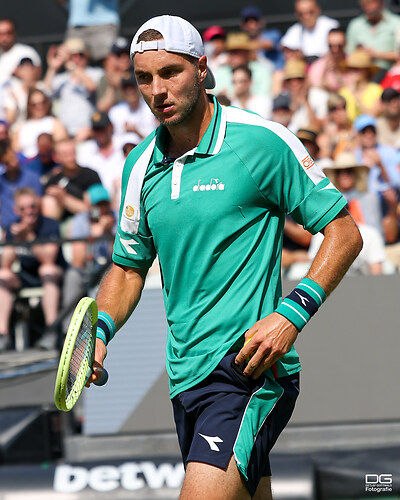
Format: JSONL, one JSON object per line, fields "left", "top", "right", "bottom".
{"left": 113, "top": 97, "right": 347, "bottom": 398}
{"left": 346, "top": 9, "right": 400, "bottom": 70}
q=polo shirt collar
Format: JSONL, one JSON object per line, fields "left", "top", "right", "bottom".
{"left": 153, "top": 94, "right": 226, "bottom": 165}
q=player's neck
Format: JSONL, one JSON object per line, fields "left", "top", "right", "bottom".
{"left": 166, "top": 94, "right": 214, "bottom": 159}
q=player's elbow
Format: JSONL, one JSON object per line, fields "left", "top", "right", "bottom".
{"left": 349, "top": 224, "right": 363, "bottom": 261}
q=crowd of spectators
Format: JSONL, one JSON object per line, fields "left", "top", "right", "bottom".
{"left": 1, "top": 0, "right": 400, "bottom": 351}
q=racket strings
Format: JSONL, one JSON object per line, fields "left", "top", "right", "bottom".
{"left": 66, "top": 309, "right": 94, "bottom": 400}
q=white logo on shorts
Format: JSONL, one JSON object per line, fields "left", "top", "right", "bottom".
{"left": 198, "top": 433, "right": 223, "bottom": 452}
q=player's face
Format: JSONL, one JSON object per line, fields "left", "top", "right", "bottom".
{"left": 134, "top": 50, "right": 205, "bottom": 127}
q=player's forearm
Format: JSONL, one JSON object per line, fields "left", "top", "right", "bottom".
{"left": 96, "top": 263, "right": 146, "bottom": 331}
{"left": 306, "top": 209, "right": 363, "bottom": 297}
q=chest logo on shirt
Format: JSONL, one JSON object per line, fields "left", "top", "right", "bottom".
{"left": 125, "top": 205, "right": 135, "bottom": 218}
{"left": 301, "top": 155, "right": 315, "bottom": 170}
{"left": 193, "top": 178, "right": 225, "bottom": 192}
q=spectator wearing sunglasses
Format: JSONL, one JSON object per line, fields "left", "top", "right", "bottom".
{"left": 308, "top": 28, "right": 348, "bottom": 92}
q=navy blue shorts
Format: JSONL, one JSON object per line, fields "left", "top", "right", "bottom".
{"left": 172, "top": 351, "right": 300, "bottom": 496}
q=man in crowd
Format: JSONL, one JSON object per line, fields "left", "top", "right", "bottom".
{"left": 281, "top": 0, "right": 339, "bottom": 63}
{"left": 76, "top": 111, "right": 125, "bottom": 209}
{"left": 0, "top": 139, "right": 42, "bottom": 230}
{"left": 308, "top": 28, "right": 348, "bottom": 92}
{"left": 376, "top": 88, "right": 400, "bottom": 148}
{"left": 239, "top": 5, "right": 284, "bottom": 69}
{"left": 44, "top": 38, "right": 104, "bottom": 141}
{"left": 0, "top": 188, "right": 64, "bottom": 351}
{"left": 346, "top": 0, "right": 400, "bottom": 79}
{"left": 0, "top": 17, "right": 41, "bottom": 85}
{"left": 42, "top": 138, "right": 101, "bottom": 226}
{"left": 87, "top": 15, "right": 362, "bottom": 500}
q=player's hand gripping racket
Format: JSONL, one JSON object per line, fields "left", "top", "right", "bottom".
{"left": 54, "top": 297, "right": 108, "bottom": 411}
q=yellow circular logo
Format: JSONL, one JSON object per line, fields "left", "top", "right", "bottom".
{"left": 125, "top": 205, "right": 134, "bottom": 217}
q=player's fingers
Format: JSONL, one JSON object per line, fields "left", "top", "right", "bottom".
{"left": 235, "top": 329, "right": 258, "bottom": 365}
{"left": 85, "top": 361, "right": 104, "bottom": 387}
{"left": 243, "top": 345, "right": 271, "bottom": 377}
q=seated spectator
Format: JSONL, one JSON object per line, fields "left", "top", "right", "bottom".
{"left": 323, "top": 151, "right": 383, "bottom": 233}
{"left": 0, "top": 139, "right": 43, "bottom": 230}
{"left": 202, "top": 26, "right": 228, "bottom": 73}
{"left": 310, "top": 152, "right": 387, "bottom": 273}
{"left": 76, "top": 111, "right": 125, "bottom": 209}
{"left": 0, "top": 188, "right": 65, "bottom": 351}
{"left": 0, "top": 17, "right": 41, "bottom": 86}
{"left": 339, "top": 50, "right": 383, "bottom": 122}
{"left": 308, "top": 28, "right": 348, "bottom": 92}
{"left": 346, "top": 0, "right": 400, "bottom": 79}
{"left": 282, "top": 59, "right": 329, "bottom": 132}
{"left": 108, "top": 73, "right": 158, "bottom": 145}
{"left": 63, "top": 184, "right": 116, "bottom": 321}
{"left": 240, "top": 6, "right": 285, "bottom": 69}
{"left": 11, "top": 88, "right": 68, "bottom": 160}
{"left": 318, "top": 93, "right": 356, "bottom": 158}
{"left": 380, "top": 55, "right": 400, "bottom": 91}
{"left": 213, "top": 32, "right": 274, "bottom": 100}
{"left": 376, "top": 88, "right": 400, "bottom": 149}
{"left": 42, "top": 138, "right": 101, "bottom": 228}
{"left": 353, "top": 114, "right": 400, "bottom": 244}
{"left": 280, "top": 0, "right": 339, "bottom": 63}
{"left": 26, "top": 133, "right": 57, "bottom": 181}
{"left": 353, "top": 114, "right": 400, "bottom": 194}
{"left": 3, "top": 56, "right": 43, "bottom": 128}
{"left": 271, "top": 93, "right": 293, "bottom": 127}
{"left": 44, "top": 39, "right": 104, "bottom": 141}
{"left": 271, "top": 39, "right": 304, "bottom": 97}
{"left": 230, "top": 65, "right": 272, "bottom": 119}
{"left": 96, "top": 37, "right": 133, "bottom": 112}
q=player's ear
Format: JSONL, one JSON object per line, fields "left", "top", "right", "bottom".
{"left": 198, "top": 55, "right": 208, "bottom": 85}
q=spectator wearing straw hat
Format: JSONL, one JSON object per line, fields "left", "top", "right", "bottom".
{"left": 311, "top": 151, "right": 387, "bottom": 275}
{"left": 282, "top": 59, "right": 329, "bottom": 132}
{"left": 338, "top": 50, "right": 383, "bottom": 122}
{"left": 213, "top": 32, "right": 273, "bottom": 100}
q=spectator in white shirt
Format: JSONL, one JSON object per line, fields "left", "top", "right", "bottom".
{"left": 0, "top": 18, "right": 41, "bottom": 85}
{"left": 108, "top": 73, "right": 158, "bottom": 145}
{"left": 280, "top": 0, "right": 339, "bottom": 63}
{"left": 44, "top": 38, "right": 104, "bottom": 141}
{"left": 77, "top": 111, "right": 125, "bottom": 210}
{"left": 230, "top": 65, "right": 271, "bottom": 119}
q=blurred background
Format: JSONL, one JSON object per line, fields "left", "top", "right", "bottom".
{"left": 0, "top": 0, "right": 399, "bottom": 498}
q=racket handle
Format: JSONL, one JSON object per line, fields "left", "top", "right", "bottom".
{"left": 94, "top": 368, "right": 109, "bottom": 386}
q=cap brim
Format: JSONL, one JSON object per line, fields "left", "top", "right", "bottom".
{"left": 204, "top": 65, "right": 216, "bottom": 89}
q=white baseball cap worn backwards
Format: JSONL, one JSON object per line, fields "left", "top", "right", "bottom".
{"left": 130, "top": 15, "right": 216, "bottom": 89}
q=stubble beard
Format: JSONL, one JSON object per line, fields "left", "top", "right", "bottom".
{"left": 152, "top": 74, "right": 203, "bottom": 128}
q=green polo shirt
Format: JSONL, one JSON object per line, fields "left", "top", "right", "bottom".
{"left": 346, "top": 9, "right": 400, "bottom": 70}
{"left": 113, "top": 97, "right": 347, "bottom": 398}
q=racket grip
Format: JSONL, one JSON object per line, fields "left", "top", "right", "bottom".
{"left": 94, "top": 368, "right": 109, "bottom": 386}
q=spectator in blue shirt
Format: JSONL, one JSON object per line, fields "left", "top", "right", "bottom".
{"left": 26, "top": 133, "right": 57, "bottom": 181}
{"left": 240, "top": 6, "right": 285, "bottom": 69}
{"left": 0, "top": 139, "right": 43, "bottom": 230}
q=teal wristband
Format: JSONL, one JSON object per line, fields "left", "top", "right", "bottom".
{"left": 96, "top": 311, "right": 116, "bottom": 345}
{"left": 275, "top": 278, "right": 326, "bottom": 332}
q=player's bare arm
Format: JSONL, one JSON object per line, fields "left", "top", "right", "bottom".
{"left": 86, "top": 263, "right": 147, "bottom": 385}
{"left": 236, "top": 208, "right": 363, "bottom": 379}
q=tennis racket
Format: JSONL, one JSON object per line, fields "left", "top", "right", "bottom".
{"left": 54, "top": 297, "right": 108, "bottom": 412}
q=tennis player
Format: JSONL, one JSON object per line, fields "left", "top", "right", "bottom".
{"left": 88, "top": 15, "right": 362, "bottom": 499}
